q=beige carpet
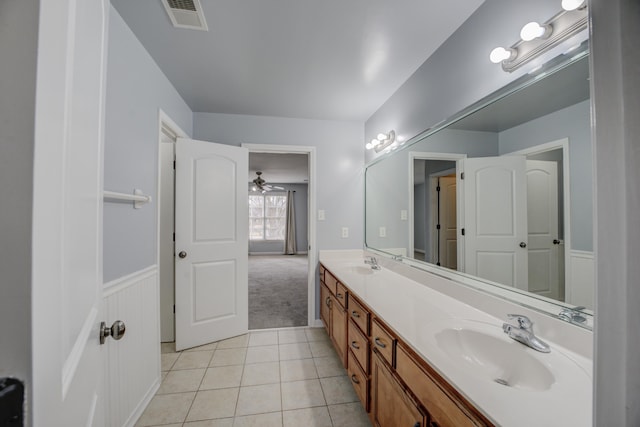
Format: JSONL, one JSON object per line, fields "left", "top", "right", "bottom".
{"left": 248, "top": 255, "right": 308, "bottom": 330}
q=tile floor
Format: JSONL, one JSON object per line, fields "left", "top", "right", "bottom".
{"left": 136, "top": 327, "right": 372, "bottom": 427}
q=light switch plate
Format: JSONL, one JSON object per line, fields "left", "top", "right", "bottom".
{"left": 400, "top": 210, "right": 408, "bottom": 220}
{"left": 318, "top": 210, "right": 325, "bottom": 220}
{"left": 379, "top": 226, "right": 386, "bottom": 237}
{"left": 341, "top": 227, "right": 349, "bottom": 238}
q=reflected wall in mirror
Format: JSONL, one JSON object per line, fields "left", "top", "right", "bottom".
{"left": 365, "top": 49, "right": 594, "bottom": 317}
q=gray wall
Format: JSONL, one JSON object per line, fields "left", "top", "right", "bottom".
{"left": 591, "top": 0, "right": 640, "bottom": 425}
{"left": 0, "top": 0, "right": 38, "bottom": 418}
{"left": 365, "top": 0, "right": 563, "bottom": 163}
{"left": 499, "top": 100, "right": 592, "bottom": 251}
{"left": 248, "top": 183, "right": 309, "bottom": 254}
{"left": 103, "top": 6, "right": 193, "bottom": 281}
{"left": 413, "top": 183, "right": 426, "bottom": 252}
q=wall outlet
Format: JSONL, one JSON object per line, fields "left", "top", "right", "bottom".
{"left": 379, "top": 226, "right": 386, "bottom": 237}
{"left": 318, "top": 210, "right": 325, "bottom": 220}
{"left": 400, "top": 210, "right": 408, "bottom": 220}
{"left": 341, "top": 227, "right": 349, "bottom": 238}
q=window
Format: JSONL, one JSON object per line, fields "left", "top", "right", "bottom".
{"left": 249, "top": 193, "right": 287, "bottom": 240}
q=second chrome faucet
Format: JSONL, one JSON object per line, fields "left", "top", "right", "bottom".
{"left": 502, "top": 314, "right": 550, "bottom": 353}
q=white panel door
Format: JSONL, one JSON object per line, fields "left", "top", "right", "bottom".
{"left": 31, "top": 0, "right": 108, "bottom": 425}
{"left": 526, "top": 160, "right": 560, "bottom": 299}
{"left": 463, "top": 156, "right": 528, "bottom": 289}
{"left": 175, "top": 138, "right": 248, "bottom": 351}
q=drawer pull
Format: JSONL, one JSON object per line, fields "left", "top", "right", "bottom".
{"left": 351, "top": 374, "right": 360, "bottom": 384}
{"left": 337, "top": 292, "right": 344, "bottom": 299}
{"left": 374, "top": 337, "right": 387, "bottom": 348}
{"left": 325, "top": 297, "right": 331, "bottom": 307}
{"left": 351, "top": 340, "right": 360, "bottom": 350}
{"left": 351, "top": 310, "right": 360, "bottom": 318}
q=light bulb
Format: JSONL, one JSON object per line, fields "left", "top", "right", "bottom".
{"left": 377, "top": 133, "right": 388, "bottom": 141}
{"left": 562, "top": 0, "right": 585, "bottom": 11}
{"left": 365, "top": 142, "right": 374, "bottom": 150}
{"left": 371, "top": 138, "right": 380, "bottom": 147}
{"left": 489, "top": 47, "right": 514, "bottom": 64}
{"left": 520, "top": 22, "right": 550, "bottom": 41}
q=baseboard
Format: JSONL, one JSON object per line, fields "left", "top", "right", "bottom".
{"left": 311, "top": 319, "right": 324, "bottom": 328}
{"left": 124, "top": 377, "right": 161, "bottom": 427}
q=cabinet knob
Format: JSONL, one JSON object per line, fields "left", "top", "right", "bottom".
{"left": 351, "top": 374, "right": 360, "bottom": 384}
{"left": 337, "top": 292, "right": 344, "bottom": 299}
{"left": 325, "top": 297, "right": 331, "bottom": 308}
{"left": 351, "top": 340, "right": 360, "bottom": 350}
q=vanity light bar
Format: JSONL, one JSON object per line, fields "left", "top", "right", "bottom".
{"left": 491, "top": 5, "right": 588, "bottom": 72}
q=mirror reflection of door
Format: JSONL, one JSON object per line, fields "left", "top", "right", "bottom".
{"left": 429, "top": 173, "right": 457, "bottom": 269}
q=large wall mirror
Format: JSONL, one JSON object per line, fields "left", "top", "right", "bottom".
{"left": 365, "top": 43, "right": 594, "bottom": 327}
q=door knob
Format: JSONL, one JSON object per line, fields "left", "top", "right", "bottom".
{"left": 553, "top": 239, "right": 561, "bottom": 245}
{"left": 100, "top": 320, "right": 126, "bottom": 344}
{"left": 519, "top": 242, "right": 527, "bottom": 248}
{"left": 178, "top": 251, "right": 187, "bottom": 259}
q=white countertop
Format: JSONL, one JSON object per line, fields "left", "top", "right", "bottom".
{"left": 320, "top": 250, "right": 592, "bottom": 427}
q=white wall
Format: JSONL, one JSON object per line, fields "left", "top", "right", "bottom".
{"left": 0, "top": 0, "right": 39, "bottom": 418}
{"left": 103, "top": 6, "right": 193, "bottom": 282}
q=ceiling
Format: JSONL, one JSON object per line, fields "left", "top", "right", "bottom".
{"left": 111, "top": 0, "right": 484, "bottom": 122}
{"left": 249, "top": 153, "right": 308, "bottom": 184}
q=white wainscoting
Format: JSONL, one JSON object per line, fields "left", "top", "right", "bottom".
{"left": 568, "top": 250, "right": 595, "bottom": 309}
{"left": 103, "top": 266, "right": 160, "bottom": 427}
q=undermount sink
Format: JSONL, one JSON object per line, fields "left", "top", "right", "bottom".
{"left": 346, "top": 265, "right": 376, "bottom": 275}
{"left": 434, "top": 324, "right": 555, "bottom": 392}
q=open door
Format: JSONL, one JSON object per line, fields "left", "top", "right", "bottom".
{"left": 175, "top": 138, "right": 248, "bottom": 350}
{"left": 526, "top": 160, "right": 560, "bottom": 299}
{"left": 32, "top": 0, "right": 108, "bottom": 425}
{"left": 462, "top": 156, "right": 528, "bottom": 289}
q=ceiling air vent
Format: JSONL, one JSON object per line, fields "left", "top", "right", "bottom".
{"left": 161, "top": 0, "right": 208, "bottom": 31}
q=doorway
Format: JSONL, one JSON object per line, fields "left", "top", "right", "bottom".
{"left": 245, "top": 147, "right": 316, "bottom": 330}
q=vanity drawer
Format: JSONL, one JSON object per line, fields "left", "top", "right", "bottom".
{"left": 335, "top": 282, "right": 348, "bottom": 309}
{"left": 371, "top": 319, "right": 395, "bottom": 367}
{"left": 319, "top": 264, "right": 326, "bottom": 283}
{"left": 348, "top": 319, "right": 370, "bottom": 373}
{"left": 349, "top": 295, "right": 370, "bottom": 335}
{"left": 324, "top": 270, "right": 339, "bottom": 295}
{"left": 396, "top": 345, "right": 483, "bottom": 427}
{"left": 347, "top": 348, "right": 370, "bottom": 411}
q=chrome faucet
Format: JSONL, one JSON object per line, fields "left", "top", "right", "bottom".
{"left": 364, "top": 256, "right": 381, "bottom": 270}
{"left": 502, "top": 314, "right": 550, "bottom": 353}
{"left": 558, "top": 306, "right": 587, "bottom": 324}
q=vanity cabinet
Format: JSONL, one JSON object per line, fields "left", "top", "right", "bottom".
{"left": 371, "top": 350, "right": 426, "bottom": 427}
{"left": 319, "top": 262, "right": 494, "bottom": 427}
{"left": 320, "top": 267, "right": 348, "bottom": 367}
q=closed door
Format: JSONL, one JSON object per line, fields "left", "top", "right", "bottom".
{"left": 526, "top": 160, "right": 560, "bottom": 299}
{"left": 174, "top": 138, "right": 249, "bottom": 350}
{"left": 32, "top": 0, "right": 108, "bottom": 425}
{"left": 463, "top": 156, "right": 528, "bottom": 289}
{"left": 438, "top": 176, "right": 458, "bottom": 270}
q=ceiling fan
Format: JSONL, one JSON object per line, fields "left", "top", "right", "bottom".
{"left": 252, "top": 171, "right": 284, "bottom": 193}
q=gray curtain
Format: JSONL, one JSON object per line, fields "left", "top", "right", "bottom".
{"left": 284, "top": 191, "right": 297, "bottom": 254}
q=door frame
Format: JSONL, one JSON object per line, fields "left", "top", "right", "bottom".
{"left": 155, "top": 110, "right": 188, "bottom": 342}
{"left": 504, "top": 138, "right": 571, "bottom": 300}
{"left": 242, "top": 143, "right": 317, "bottom": 328}
{"left": 408, "top": 152, "right": 466, "bottom": 266}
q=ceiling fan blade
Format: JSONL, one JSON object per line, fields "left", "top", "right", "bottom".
{"left": 273, "top": 186, "right": 285, "bottom": 190}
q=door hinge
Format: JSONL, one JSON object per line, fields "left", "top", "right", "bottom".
{"left": 436, "top": 186, "right": 441, "bottom": 192}
{"left": 173, "top": 305, "right": 175, "bottom": 314}
{"left": 461, "top": 228, "right": 465, "bottom": 236}
{"left": 173, "top": 232, "right": 175, "bottom": 242}
{"left": 460, "top": 172, "right": 465, "bottom": 180}
{"left": 173, "top": 160, "right": 176, "bottom": 170}
{"left": 436, "top": 224, "right": 441, "bottom": 230}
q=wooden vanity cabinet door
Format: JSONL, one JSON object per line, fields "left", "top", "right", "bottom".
{"left": 320, "top": 284, "right": 331, "bottom": 333}
{"left": 324, "top": 269, "right": 339, "bottom": 295}
{"left": 330, "top": 293, "right": 348, "bottom": 367}
{"left": 396, "top": 345, "right": 486, "bottom": 427}
{"left": 371, "top": 351, "right": 426, "bottom": 427}
{"left": 348, "top": 319, "right": 370, "bottom": 373}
